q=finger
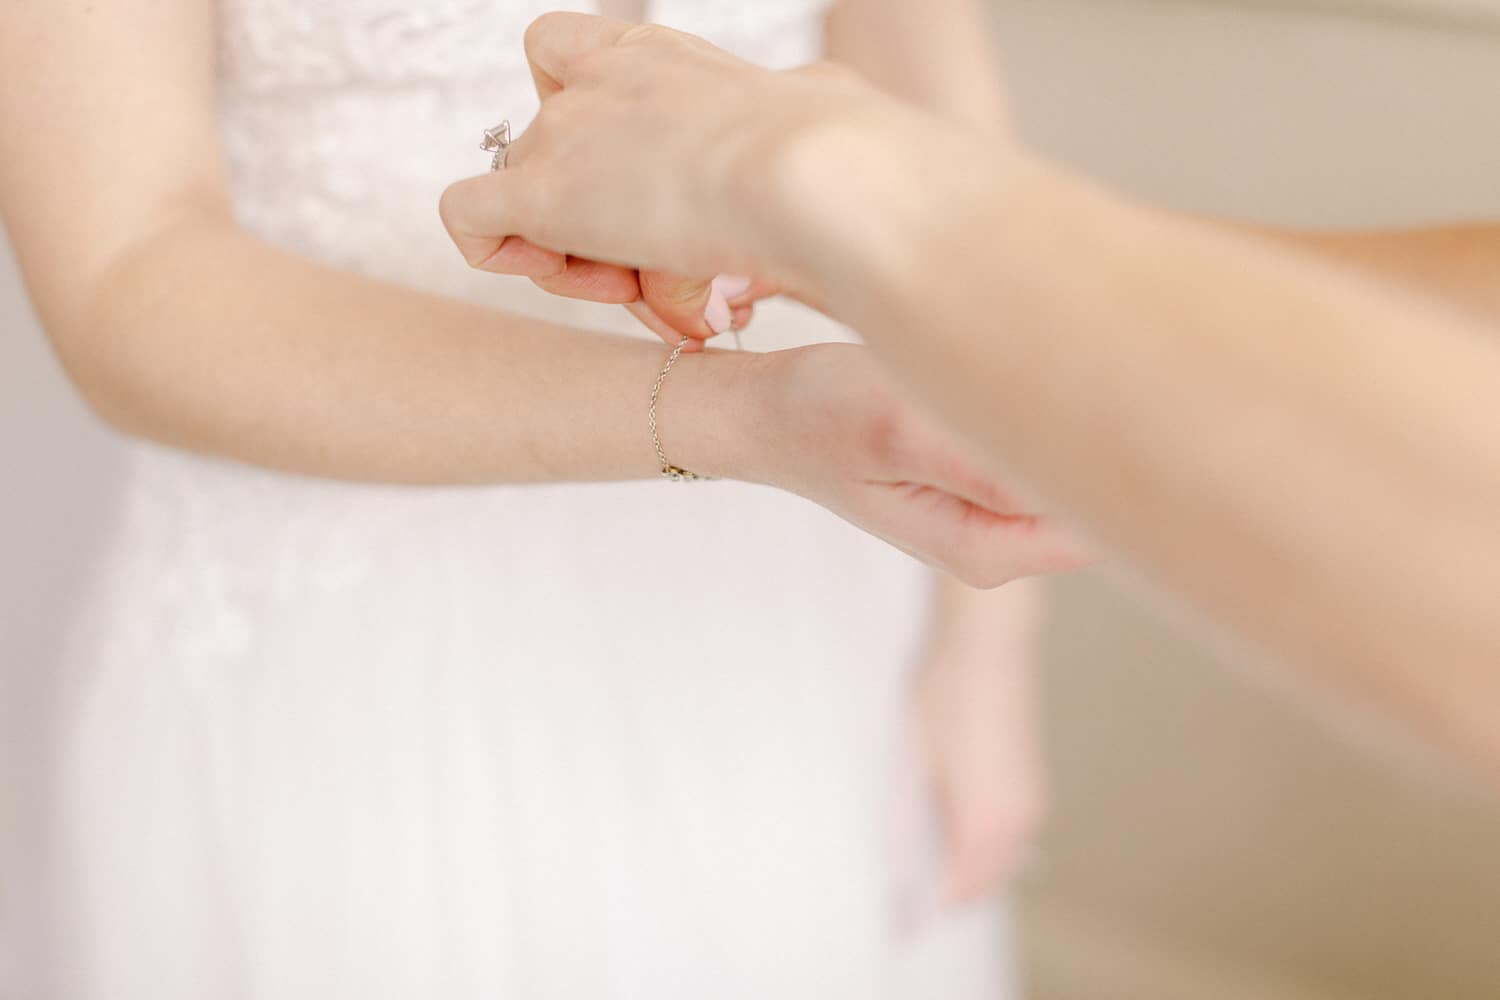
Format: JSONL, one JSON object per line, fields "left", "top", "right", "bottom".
{"left": 733, "top": 276, "right": 783, "bottom": 307}
{"left": 475, "top": 236, "right": 567, "bottom": 279}
{"left": 712, "top": 273, "right": 753, "bottom": 303}
{"left": 845, "top": 484, "right": 981, "bottom": 580}
{"left": 942, "top": 800, "right": 1029, "bottom": 904}
{"left": 440, "top": 171, "right": 524, "bottom": 269}
{"left": 532, "top": 257, "right": 640, "bottom": 304}
{"left": 865, "top": 483, "right": 1085, "bottom": 588}
{"left": 954, "top": 504, "right": 1092, "bottom": 586}
{"left": 724, "top": 278, "right": 780, "bottom": 336}
{"left": 900, "top": 413, "right": 1036, "bottom": 517}
{"left": 523, "top": 12, "right": 635, "bottom": 97}
{"left": 639, "top": 270, "right": 724, "bottom": 342}
{"left": 713, "top": 274, "right": 774, "bottom": 334}
{"left": 937, "top": 757, "right": 1045, "bottom": 905}
{"left": 438, "top": 99, "right": 550, "bottom": 249}
{"left": 626, "top": 299, "right": 707, "bottom": 352}
{"left": 711, "top": 274, "right": 784, "bottom": 320}
{"left": 933, "top": 775, "right": 988, "bottom": 904}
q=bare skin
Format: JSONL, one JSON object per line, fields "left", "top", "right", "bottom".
{"left": 440, "top": 13, "right": 1500, "bottom": 780}
{"left": 828, "top": 0, "right": 1048, "bottom": 902}
{"left": 0, "top": 0, "right": 1084, "bottom": 588}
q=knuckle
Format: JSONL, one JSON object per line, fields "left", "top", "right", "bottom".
{"left": 524, "top": 12, "right": 566, "bottom": 54}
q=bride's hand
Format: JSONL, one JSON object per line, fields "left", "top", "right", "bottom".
{"left": 439, "top": 15, "right": 880, "bottom": 341}
{"left": 715, "top": 344, "right": 1084, "bottom": 587}
{"left": 911, "top": 617, "right": 1046, "bottom": 904}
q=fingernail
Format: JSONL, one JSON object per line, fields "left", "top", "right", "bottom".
{"left": 704, "top": 286, "right": 732, "bottom": 336}
{"left": 712, "top": 273, "right": 754, "bottom": 301}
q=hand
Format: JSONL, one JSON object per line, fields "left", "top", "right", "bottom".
{"left": 911, "top": 610, "right": 1046, "bottom": 904}
{"left": 622, "top": 273, "right": 784, "bottom": 353}
{"left": 439, "top": 16, "right": 883, "bottom": 341}
{"left": 727, "top": 344, "right": 1084, "bottom": 588}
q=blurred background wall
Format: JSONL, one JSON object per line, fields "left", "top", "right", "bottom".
{"left": 3, "top": 1, "right": 1499, "bottom": 997}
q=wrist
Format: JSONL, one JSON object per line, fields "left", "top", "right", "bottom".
{"left": 753, "top": 97, "right": 1029, "bottom": 331}
{"left": 722, "top": 76, "right": 894, "bottom": 293}
{"left": 749, "top": 93, "right": 923, "bottom": 304}
{"left": 652, "top": 346, "right": 781, "bottom": 485}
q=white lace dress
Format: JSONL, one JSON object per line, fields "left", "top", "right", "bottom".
{"left": 37, "top": 2, "right": 1013, "bottom": 997}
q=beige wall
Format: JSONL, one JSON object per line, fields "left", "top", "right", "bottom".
{"left": 1229, "top": 0, "right": 1500, "bottom": 30}
{"left": 988, "top": 2, "right": 1500, "bottom": 998}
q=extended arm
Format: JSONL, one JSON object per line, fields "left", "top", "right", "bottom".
{"left": 0, "top": 0, "right": 760, "bottom": 488}
{"left": 781, "top": 112, "right": 1500, "bottom": 768}
{"left": 1262, "top": 224, "right": 1500, "bottom": 327}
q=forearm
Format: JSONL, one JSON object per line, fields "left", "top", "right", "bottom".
{"left": 770, "top": 112, "right": 1500, "bottom": 767}
{"left": 53, "top": 218, "right": 762, "bottom": 485}
{"left": 1259, "top": 224, "right": 1500, "bottom": 327}
{"left": 830, "top": 6, "right": 1500, "bottom": 331}
{"left": 824, "top": 0, "right": 1006, "bottom": 131}
{"left": 830, "top": 0, "right": 1042, "bottom": 645}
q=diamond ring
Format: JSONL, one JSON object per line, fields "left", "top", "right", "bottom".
{"left": 480, "top": 121, "right": 512, "bottom": 172}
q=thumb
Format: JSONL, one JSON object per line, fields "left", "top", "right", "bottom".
{"left": 639, "top": 270, "right": 733, "bottom": 344}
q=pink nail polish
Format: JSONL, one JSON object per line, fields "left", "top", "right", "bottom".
{"left": 712, "top": 273, "right": 754, "bottom": 301}
{"left": 705, "top": 287, "right": 732, "bottom": 336}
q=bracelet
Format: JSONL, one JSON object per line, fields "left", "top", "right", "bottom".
{"left": 648, "top": 336, "right": 714, "bottom": 482}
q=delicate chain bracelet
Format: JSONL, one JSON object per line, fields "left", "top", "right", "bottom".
{"left": 648, "top": 336, "right": 713, "bottom": 482}
{"left": 648, "top": 330, "right": 743, "bottom": 482}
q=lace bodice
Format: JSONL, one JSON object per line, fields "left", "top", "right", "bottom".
{"left": 215, "top": 0, "right": 831, "bottom": 288}
{"left": 218, "top": 1, "right": 829, "bottom": 95}
{"left": 218, "top": 0, "right": 564, "bottom": 95}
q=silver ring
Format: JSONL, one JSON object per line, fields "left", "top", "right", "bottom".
{"left": 480, "top": 120, "right": 512, "bottom": 172}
